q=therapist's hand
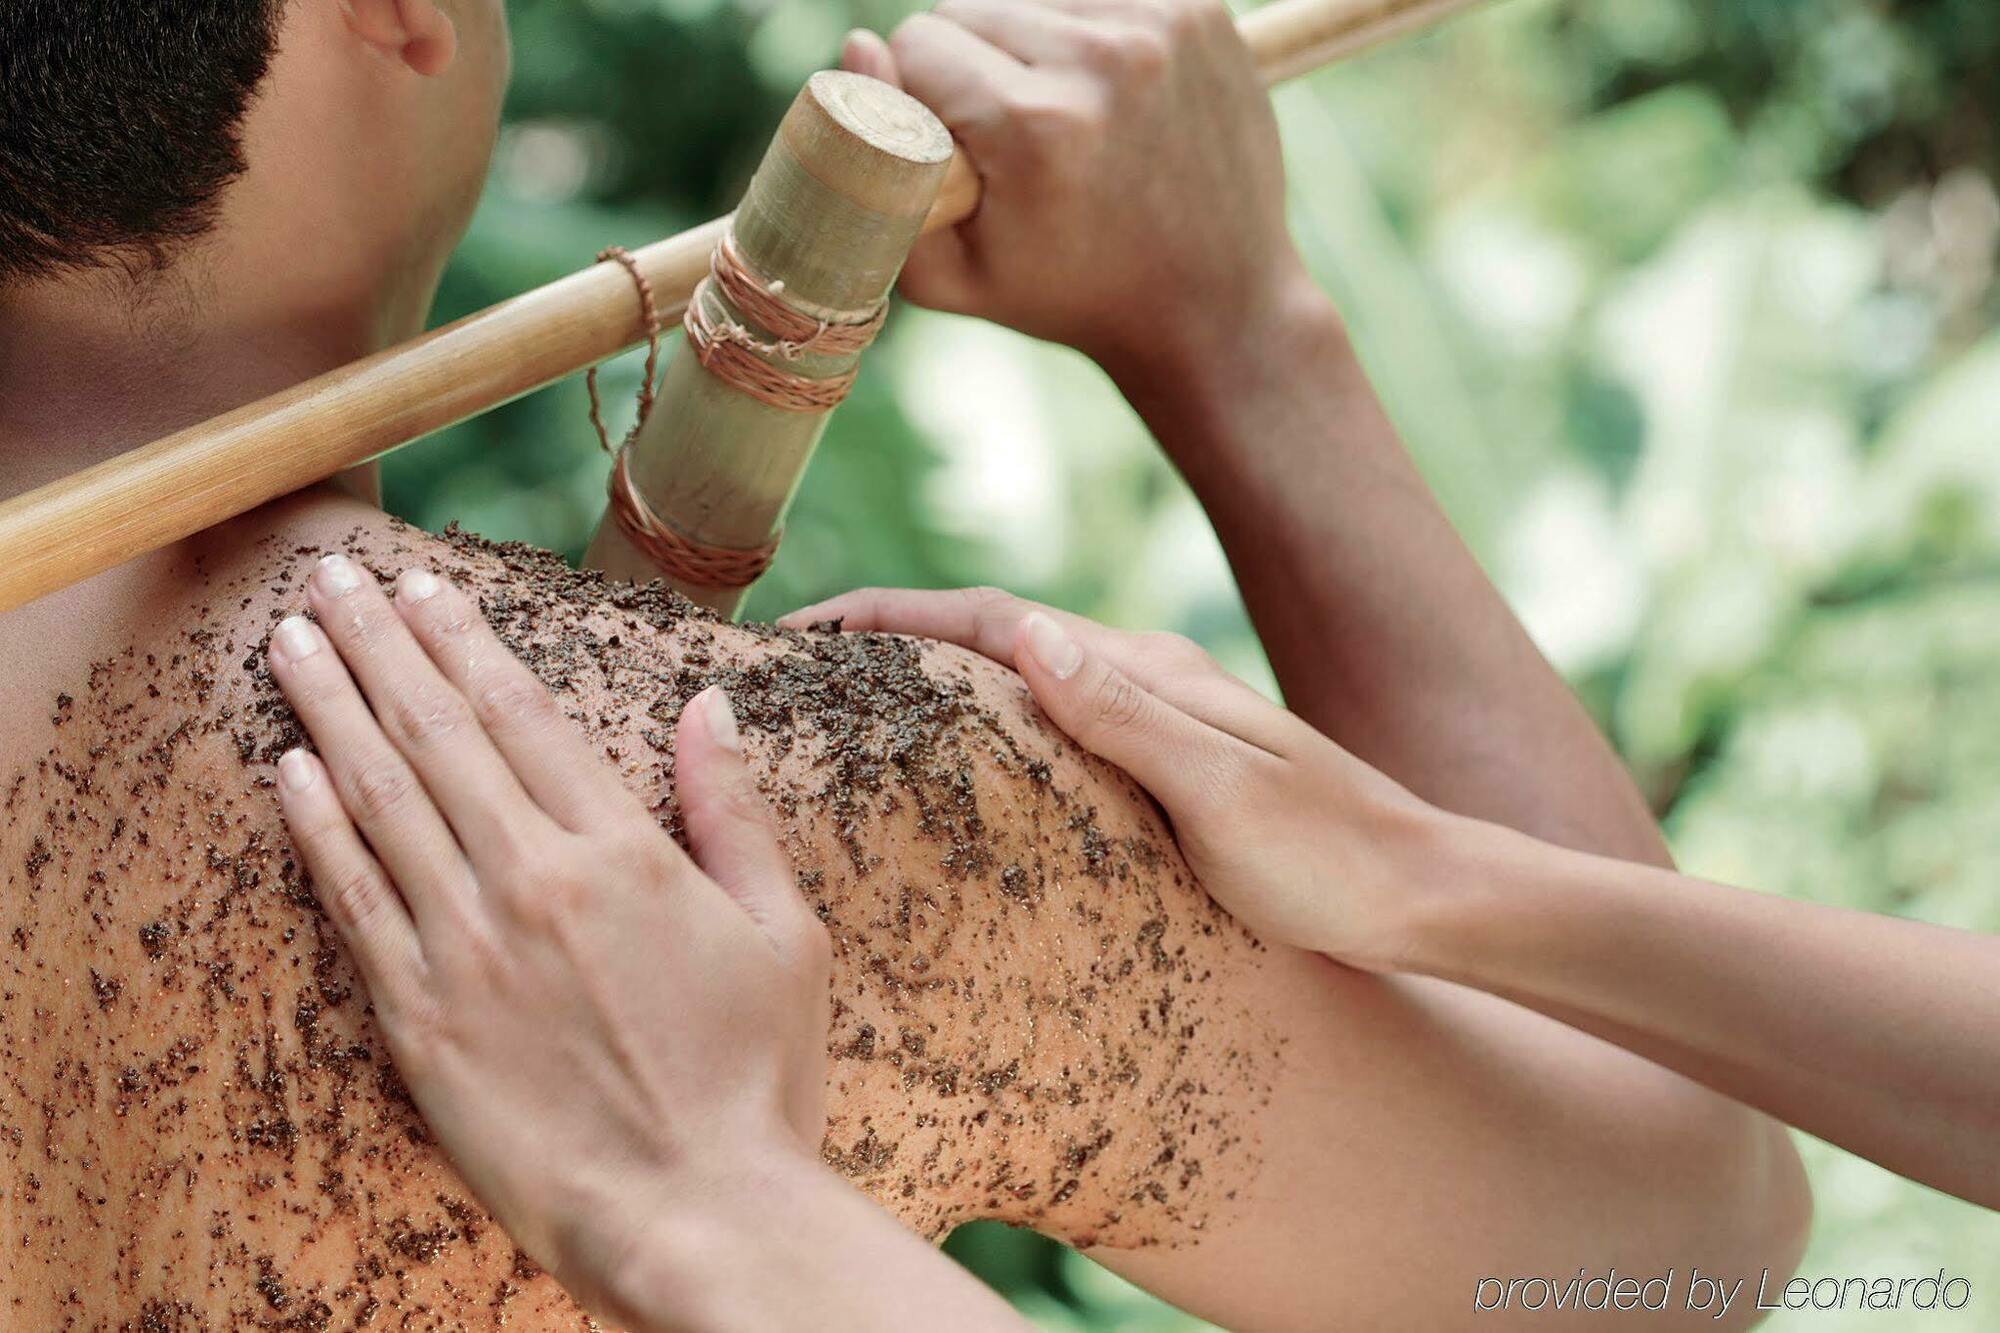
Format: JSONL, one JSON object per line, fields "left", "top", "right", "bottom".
{"left": 842, "top": 0, "right": 1309, "bottom": 381}
{"left": 265, "top": 557, "right": 831, "bottom": 1324}
{"left": 783, "top": 587, "right": 1449, "bottom": 972}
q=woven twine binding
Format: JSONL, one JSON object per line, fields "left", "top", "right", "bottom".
{"left": 587, "top": 239, "right": 885, "bottom": 590}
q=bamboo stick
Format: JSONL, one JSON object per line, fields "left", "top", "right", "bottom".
{"left": 585, "top": 73, "right": 953, "bottom": 614}
{"left": 0, "top": 0, "right": 1489, "bottom": 614}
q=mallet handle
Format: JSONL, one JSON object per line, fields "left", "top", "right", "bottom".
{"left": 0, "top": 0, "right": 1484, "bottom": 613}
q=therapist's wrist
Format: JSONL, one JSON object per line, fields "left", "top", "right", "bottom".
{"left": 1387, "top": 809, "right": 1542, "bottom": 982}
{"left": 1102, "top": 268, "right": 1353, "bottom": 471}
{"left": 594, "top": 1140, "right": 996, "bottom": 1333}
{"left": 582, "top": 1142, "right": 837, "bottom": 1332}
{"left": 1267, "top": 783, "right": 1474, "bottom": 976}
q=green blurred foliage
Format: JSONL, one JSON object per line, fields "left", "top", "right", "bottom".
{"left": 388, "top": 0, "right": 2000, "bottom": 1324}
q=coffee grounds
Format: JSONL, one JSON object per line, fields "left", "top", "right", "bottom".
{"left": 0, "top": 514, "right": 1274, "bottom": 1326}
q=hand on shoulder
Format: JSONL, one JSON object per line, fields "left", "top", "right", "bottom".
{"left": 784, "top": 585, "right": 1454, "bottom": 972}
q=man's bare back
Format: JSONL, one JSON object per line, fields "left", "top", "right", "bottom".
{"left": 0, "top": 493, "right": 1278, "bottom": 1327}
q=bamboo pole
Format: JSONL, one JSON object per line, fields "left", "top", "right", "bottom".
{"left": 0, "top": 0, "right": 1488, "bottom": 614}
{"left": 586, "top": 73, "right": 953, "bottom": 614}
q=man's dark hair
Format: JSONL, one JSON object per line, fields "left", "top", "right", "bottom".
{"left": 0, "top": 2, "right": 283, "bottom": 285}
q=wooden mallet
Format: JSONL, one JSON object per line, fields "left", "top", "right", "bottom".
{"left": 0, "top": 0, "right": 1486, "bottom": 614}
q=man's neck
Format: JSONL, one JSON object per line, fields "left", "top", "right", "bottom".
{"left": 0, "top": 254, "right": 410, "bottom": 708}
{"left": 0, "top": 257, "right": 399, "bottom": 502}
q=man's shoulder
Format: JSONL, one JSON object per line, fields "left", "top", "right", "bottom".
{"left": 194, "top": 493, "right": 717, "bottom": 659}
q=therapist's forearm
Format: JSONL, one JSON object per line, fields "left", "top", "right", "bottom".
{"left": 1403, "top": 816, "right": 2000, "bottom": 1208}
{"left": 1103, "top": 276, "right": 1669, "bottom": 867}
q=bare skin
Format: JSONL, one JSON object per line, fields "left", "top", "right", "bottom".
{"left": 263, "top": 565, "right": 1032, "bottom": 1332}
{"left": 0, "top": 493, "right": 1281, "bottom": 1327}
{"left": 841, "top": 589, "right": 2000, "bottom": 1213}
{"left": 1, "top": 492, "right": 1812, "bottom": 1332}
{"left": 0, "top": 0, "right": 1809, "bottom": 1327}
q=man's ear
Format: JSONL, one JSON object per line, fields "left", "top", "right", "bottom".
{"left": 340, "top": 0, "right": 458, "bottom": 76}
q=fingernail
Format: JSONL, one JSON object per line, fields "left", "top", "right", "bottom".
{"left": 704, "top": 688, "right": 742, "bottom": 754}
{"left": 315, "top": 554, "right": 363, "bottom": 597}
{"left": 398, "top": 569, "right": 442, "bottom": 603}
{"left": 1023, "top": 613, "right": 1083, "bottom": 681}
{"left": 273, "top": 616, "right": 322, "bottom": 662}
{"left": 278, "top": 749, "right": 317, "bottom": 792}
